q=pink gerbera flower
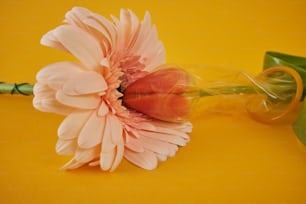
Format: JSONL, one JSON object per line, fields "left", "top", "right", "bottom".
{"left": 33, "top": 7, "right": 192, "bottom": 171}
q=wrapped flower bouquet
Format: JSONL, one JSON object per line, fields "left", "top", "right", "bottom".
{"left": 1, "top": 7, "right": 305, "bottom": 172}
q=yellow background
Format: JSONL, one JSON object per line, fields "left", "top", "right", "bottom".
{"left": 1, "top": 0, "right": 306, "bottom": 203}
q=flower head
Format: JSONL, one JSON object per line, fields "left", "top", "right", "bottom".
{"left": 33, "top": 7, "right": 192, "bottom": 171}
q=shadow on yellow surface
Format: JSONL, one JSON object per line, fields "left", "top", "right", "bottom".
{"left": 0, "top": 0, "right": 306, "bottom": 203}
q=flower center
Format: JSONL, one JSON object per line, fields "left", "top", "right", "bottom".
{"left": 118, "top": 55, "right": 147, "bottom": 90}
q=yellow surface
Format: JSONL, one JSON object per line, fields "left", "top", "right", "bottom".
{"left": 1, "top": 0, "right": 306, "bottom": 203}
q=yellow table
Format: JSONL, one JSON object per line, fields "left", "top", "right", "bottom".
{"left": 1, "top": 0, "right": 306, "bottom": 203}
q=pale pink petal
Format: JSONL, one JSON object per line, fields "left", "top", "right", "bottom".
{"left": 74, "top": 145, "right": 100, "bottom": 163}
{"left": 130, "top": 11, "right": 151, "bottom": 53}
{"left": 53, "top": 25, "right": 104, "bottom": 70}
{"left": 56, "top": 90, "right": 100, "bottom": 109}
{"left": 101, "top": 115, "right": 117, "bottom": 152}
{"left": 65, "top": 7, "right": 117, "bottom": 55}
{"left": 150, "top": 122, "right": 189, "bottom": 140}
{"left": 56, "top": 139, "right": 77, "bottom": 155}
{"left": 137, "top": 136, "right": 171, "bottom": 155}
{"left": 58, "top": 110, "right": 92, "bottom": 140}
{"left": 82, "top": 18, "right": 111, "bottom": 55}
{"left": 124, "top": 149, "right": 158, "bottom": 170}
{"left": 40, "top": 30, "right": 68, "bottom": 52}
{"left": 33, "top": 98, "right": 74, "bottom": 115}
{"left": 33, "top": 85, "right": 75, "bottom": 115}
{"left": 110, "top": 144, "right": 124, "bottom": 172}
{"left": 89, "top": 160, "right": 100, "bottom": 167}
{"left": 136, "top": 26, "right": 165, "bottom": 70}
{"left": 100, "top": 114, "right": 124, "bottom": 171}
{"left": 78, "top": 112, "right": 105, "bottom": 148}
{"left": 62, "top": 71, "right": 107, "bottom": 95}
{"left": 33, "top": 83, "right": 54, "bottom": 98}
{"left": 128, "top": 11, "right": 165, "bottom": 70}
{"left": 100, "top": 149, "right": 116, "bottom": 171}
{"left": 156, "top": 153, "right": 167, "bottom": 162}
{"left": 61, "top": 159, "right": 85, "bottom": 170}
{"left": 109, "top": 114, "right": 123, "bottom": 144}
{"left": 160, "top": 121, "right": 193, "bottom": 133}
{"left": 167, "top": 144, "right": 179, "bottom": 157}
{"left": 125, "top": 9, "right": 140, "bottom": 50}
{"left": 36, "top": 62, "right": 84, "bottom": 82}
{"left": 97, "top": 101, "right": 109, "bottom": 116}
{"left": 64, "top": 7, "right": 91, "bottom": 28}
{"left": 92, "top": 13, "right": 117, "bottom": 44}
{"left": 125, "top": 134, "right": 145, "bottom": 153}
{"left": 36, "top": 62, "right": 84, "bottom": 91}
{"left": 83, "top": 17, "right": 113, "bottom": 44}
{"left": 64, "top": 7, "right": 114, "bottom": 56}
{"left": 139, "top": 130, "right": 189, "bottom": 146}
{"left": 137, "top": 121, "right": 156, "bottom": 131}
{"left": 115, "top": 9, "right": 132, "bottom": 52}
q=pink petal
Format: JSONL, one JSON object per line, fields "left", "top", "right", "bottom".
{"left": 74, "top": 146, "right": 100, "bottom": 163}
{"left": 62, "top": 71, "right": 107, "bottom": 95}
{"left": 97, "top": 101, "right": 109, "bottom": 116}
{"left": 125, "top": 10, "right": 140, "bottom": 50}
{"left": 64, "top": 7, "right": 91, "bottom": 28}
{"left": 154, "top": 127, "right": 191, "bottom": 140}
{"left": 130, "top": 11, "right": 151, "bottom": 53}
{"left": 129, "top": 11, "right": 165, "bottom": 70}
{"left": 89, "top": 160, "right": 100, "bottom": 167}
{"left": 139, "top": 130, "right": 189, "bottom": 146}
{"left": 115, "top": 9, "right": 132, "bottom": 51}
{"left": 100, "top": 148, "right": 116, "bottom": 171}
{"left": 109, "top": 114, "right": 123, "bottom": 144}
{"left": 124, "top": 149, "right": 158, "bottom": 170}
{"left": 64, "top": 7, "right": 117, "bottom": 56}
{"left": 78, "top": 112, "right": 106, "bottom": 148}
{"left": 40, "top": 30, "right": 68, "bottom": 52}
{"left": 33, "top": 86, "right": 75, "bottom": 115}
{"left": 55, "top": 139, "right": 77, "bottom": 155}
{"left": 34, "top": 98, "right": 75, "bottom": 115}
{"left": 92, "top": 13, "right": 117, "bottom": 44}
{"left": 129, "top": 12, "right": 152, "bottom": 60}
{"left": 101, "top": 115, "right": 122, "bottom": 152}
{"left": 33, "top": 83, "right": 54, "bottom": 98}
{"left": 167, "top": 144, "right": 179, "bottom": 157}
{"left": 36, "top": 62, "right": 84, "bottom": 89}
{"left": 137, "top": 121, "right": 156, "bottom": 131}
{"left": 53, "top": 25, "right": 104, "bottom": 70}
{"left": 58, "top": 110, "right": 92, "bottom": 140}
{"left": 82, "top": 18, "right": 111, "bottom": 55}
{"left": 61, "top": 159, "right": 85, "bottom": 170}
{"left": 151, "top": 121, "right": 193, "bottom": 133}
{"left": 125, "top": 135, "right": 145, "bottom": 153}
{"left": 138, "top": 136, "right": 171, "bottom": 155}
{"left": 100, "top": 114, "right": 124, "bottom": 171}
{"left": 156, "top": 153, "right": 167, "bottom": 162}
{"left": 56, "top": 90, "right": 100, "bottom": 109}
{"left": 110, "top": 144, "right": 124, "bottom": 172}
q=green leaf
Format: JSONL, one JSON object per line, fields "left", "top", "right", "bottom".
{"left": 293, "top": 101, "right": 306, "bottom": 145}
{"left": 263, "top": 51, "right": 306, "bottom": 146}
{"left": 264, "top": 51, "right": 306, "bottom": 99}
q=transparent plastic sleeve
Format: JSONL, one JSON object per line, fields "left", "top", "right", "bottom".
{"left": 123, "top": 65, "right": 303, "bottom": 124}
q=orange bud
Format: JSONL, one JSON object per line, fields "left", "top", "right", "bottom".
{"left": 123, "top": 67, "right": 195, "bottom": 122}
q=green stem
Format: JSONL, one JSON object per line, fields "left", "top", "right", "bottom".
{"left": 0, "top": 82, "right": 34, "bottom": 95}
{"left": 198, "top": 85, "right": 257, "bottom": 97}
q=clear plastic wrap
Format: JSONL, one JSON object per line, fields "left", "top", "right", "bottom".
{"left": 123, "top": 65, "right": 303, "bottom": 124}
